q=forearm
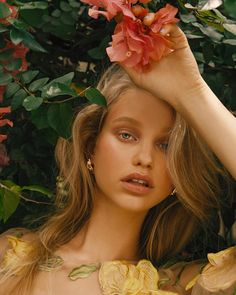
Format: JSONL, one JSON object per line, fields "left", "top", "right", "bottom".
{"left": 175, "top": 79, "right": 236, "bottom": 180}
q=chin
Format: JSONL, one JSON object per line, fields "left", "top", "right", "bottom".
{"left": 114, "top": 194, "right": 162, "bottom": 213}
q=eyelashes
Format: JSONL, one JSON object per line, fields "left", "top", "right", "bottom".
{"left": 117, "top": 130, "right": 169, "bottom": 151}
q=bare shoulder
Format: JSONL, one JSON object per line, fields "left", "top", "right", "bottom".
{"left": 0, "top": 227, "right": 37, "bottom": 258}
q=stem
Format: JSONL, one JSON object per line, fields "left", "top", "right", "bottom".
{"left": 44, "top": 86, "right": 90, "bottom": 104}
{"left": 0, "top": 182, "right": 52, "bottom": 205}
{"left": 15, "top": 80, "right": 34, "bottom": 97}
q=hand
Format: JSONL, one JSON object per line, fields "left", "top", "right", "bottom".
{"left": 121, "top": 25, "right": 206, "bottom": 108}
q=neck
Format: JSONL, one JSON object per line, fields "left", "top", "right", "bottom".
{"left": 58, "top": 190, "right": 148, "bottom": 264}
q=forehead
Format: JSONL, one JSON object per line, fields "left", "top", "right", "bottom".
{"left": 104, "top": 88, "right": 175, "bottom": 131}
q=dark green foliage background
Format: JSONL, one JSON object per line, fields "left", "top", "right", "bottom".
{"left": 0, "top": 0, "right": 236, "bottom": 260}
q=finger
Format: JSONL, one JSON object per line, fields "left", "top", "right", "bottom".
{"left": 160, "top": 24, "right": 189, "bottom": 50}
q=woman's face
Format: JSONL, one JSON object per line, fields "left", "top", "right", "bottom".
{"left": 92, "top": 88, "right": 175, "bottom": 212}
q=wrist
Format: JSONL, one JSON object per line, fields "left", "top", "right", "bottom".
{"left": 173, "top": 78, "right": 213, "bottom": 111}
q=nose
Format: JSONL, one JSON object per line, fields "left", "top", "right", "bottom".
{"left": 132, "top": 142, "right": 154, "bottom": 169}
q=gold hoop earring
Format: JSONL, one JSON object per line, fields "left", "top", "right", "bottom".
{"left": 87, "top": 158, "right": 94, "bottom": 172}
{"left": 170, "top": 188, "right": 177, "bottom": 196}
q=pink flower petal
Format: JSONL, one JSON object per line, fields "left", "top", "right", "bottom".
{"left": 151, "top": 4, "right": 179, "bottom": 33}
{"left": 81, "top": 0, "right": 135, "bottom": 20}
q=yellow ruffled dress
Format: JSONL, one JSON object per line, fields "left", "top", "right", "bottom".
{"left": 1, "top": 233, "right": 236, "bottom": 295}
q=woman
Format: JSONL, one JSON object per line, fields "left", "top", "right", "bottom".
{"left": 0, "top": 24, "right": 235, "bottom": 295}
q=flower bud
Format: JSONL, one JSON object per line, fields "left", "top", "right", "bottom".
{"left": 131, "top": 5, "right": 148, "bottom": 19}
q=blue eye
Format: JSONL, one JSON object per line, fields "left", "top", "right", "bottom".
{"left": 119, "top": 132, "right": 135, "bottom": 141}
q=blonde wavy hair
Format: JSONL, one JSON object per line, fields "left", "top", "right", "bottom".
{"left": 0, "top": 64, "right": 228, "bottom": 294}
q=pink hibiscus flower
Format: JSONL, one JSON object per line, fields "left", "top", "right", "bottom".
{"left": 80, "top": 0, "right": 135, "bottom": 20}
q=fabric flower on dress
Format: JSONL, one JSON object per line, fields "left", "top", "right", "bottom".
{"left": 185, "top": 246, "right": 236, "bottom": 294}
{"left": 99, "top": 259, "right": 179, "bottom": 295}
{"left": 0, "top": 235, "right": 33, "bottom": 273}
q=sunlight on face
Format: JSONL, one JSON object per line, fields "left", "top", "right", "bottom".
{"left": 92, "top": 88, "right": 175, "bottom": 213}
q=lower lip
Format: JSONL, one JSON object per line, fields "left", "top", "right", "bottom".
{"left": 121, "top": 181, "right": 153, "bottom": 195}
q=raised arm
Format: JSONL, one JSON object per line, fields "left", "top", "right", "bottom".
{"left": 122, "top": 25, "right": 236, "bottom": 180}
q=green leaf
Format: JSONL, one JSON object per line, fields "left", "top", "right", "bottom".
{"left": 68, "top": 0, "right": 80, "bottom": 8}
{"left": 9, "top": 18, "right": 29, "bottom": 30}
{"left": 223, "top": 39, "right": 236, "bottom": 45}
{"left": 85, "top": 87, "right": 107, "bottom": 107}
{"left": 31, "top": 107, "right": 49, "bottom": 129}
{"left": 224, "top": 0, "right": 236, "bottom": 19}
{"left": 185, "top": 0, "right": 222, "bottom": 10}
{"left": 180, "top": 14, "right": 197, "bottom": 23}
{"left": 61, "top": 12, "right": 76, "bottom": 25}
{"left": 0, "top": 73, "right": 12, "bottom": 86}
{"left": 0, "top": 23, "right": 8, "bottom": 33}
{"left": 47, "top": 103, "right": 73, "bottom": 139}
{"left": 47, "top": 72, "right": 74, "bottom": 86}
{"left": 223, "top": 24, "right": 236, "bottom": 35}
{"left": 0, "top": 49, "right": 14, "bottom": 61}
{"left": 20, "top": 1, "right": 48, "bottom": 10}
{"left": 21, "top": 70, "right": 39, "bottom": 84}
{"left": 0, "top": 3, "right": 11, "bottom": 19}
{"left": 10, "top": 28, "right": 24, "bottom": 45}
{"left": 19, "top": 9, "right": 46, "bottom": 28}
{"left": 0, "top": 188, "right": 20, "bottom": 223}
{"left": 22, "top": 185, "right": 53, "bottom": 198}
{"left": 200, "top": 0, "right": 222, "bottom": 10}
{"left": 42, "top": 82, "right": 77, "bottom": 98}
{"left": 5, "top": 82, "right": 20, "bottom": 99}
{"left": 9, "top": 25, "right": 46, "bottom": 52}
{"left": 60, "top": 1, "right": 72, "bottom": 12}
{"left": 51, "top": 9, "right": 61, "bottom": 18}
{"left": 69, "top": 263, "right": 101, "bottom": 280}
{"left": 0, "top": 180, "right": 21, "bottom": 193}
{"left": 29, "top": 77, "right": 49, "bottom": 92}
{"left": 11, "top": 89, "right": 28, "bottom": 110}
{"left": 23, "top": 95, "right": 43, "bottom": 111}
{"left": 192, "top": 22, "right": 223, "bottom": 41}
{"left": 4, "top": 59, "right": 22, "bottom": 71}
{"left": 22, "top": 30, "right": 47, "bottom": 53}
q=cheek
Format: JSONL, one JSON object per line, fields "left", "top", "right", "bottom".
{"left": 93, "top": 135, "right": 126, "bottom": 171}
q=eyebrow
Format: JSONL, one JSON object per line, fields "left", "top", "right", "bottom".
{"left": 112, "top": 116, "right": 172, "bottom": 134}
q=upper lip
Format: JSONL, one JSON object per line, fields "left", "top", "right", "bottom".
{"left": 121, "top": 173, "right": 154, "bottom": 188}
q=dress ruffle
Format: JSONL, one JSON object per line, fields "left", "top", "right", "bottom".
{"left": 1, "top": 232, "right": 236, "bottom": 295}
